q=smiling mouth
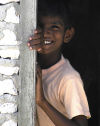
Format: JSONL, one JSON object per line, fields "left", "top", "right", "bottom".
{"left": 43, "top": 40, "right": 54, "bottom": 45}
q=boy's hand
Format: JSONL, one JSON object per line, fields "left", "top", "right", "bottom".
{"left": 27, "top": 29, "right": 43, "bottom": 52}
{"left": 36, "top": 65, "right": 45, "bottom": 106}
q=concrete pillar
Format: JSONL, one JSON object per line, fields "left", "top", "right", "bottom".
{"left": 18, "top": 0, "right": 37, "bottom": 126}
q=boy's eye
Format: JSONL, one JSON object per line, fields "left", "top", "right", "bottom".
{"left": 51, "top": 25, "right": 59, "bottom": 30}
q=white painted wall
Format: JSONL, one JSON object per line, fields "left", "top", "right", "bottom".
{"left": 0, "top": 1, "right": 20, "bottom": 126}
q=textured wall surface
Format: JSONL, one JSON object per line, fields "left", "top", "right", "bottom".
{"left": 0, "top": 0, "right": 20, "bottom": 126}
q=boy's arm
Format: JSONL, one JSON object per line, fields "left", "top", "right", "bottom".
{"left": 36, "top": 66, "right": 88, "bottom": 126}
{"left": 39, "top": 99, "right": 88, "bottom": 126}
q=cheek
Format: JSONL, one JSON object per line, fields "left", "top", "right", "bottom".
{"left": 54, "top": 30, "right": 63, "bottom": 37}
{"left": 55, "top": 33, "right": 64, "bottom": 42}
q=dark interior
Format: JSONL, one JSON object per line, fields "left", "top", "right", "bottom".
{"left": 62, "top": 0, "right": 99, "bottom": 125}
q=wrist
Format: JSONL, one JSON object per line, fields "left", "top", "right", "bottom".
{"left": 38, "top": 98, "right": 48, "bottom": 108}
{"left": 37, "top": 96, "right": 46, "bottom": 105}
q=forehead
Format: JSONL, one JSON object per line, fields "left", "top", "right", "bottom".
{"left": 39, "top": 16, "right": 64, "bottom": 26}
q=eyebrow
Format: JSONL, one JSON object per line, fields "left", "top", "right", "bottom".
{"left": 51, "top": 22, "right": 64, "bottom": 26}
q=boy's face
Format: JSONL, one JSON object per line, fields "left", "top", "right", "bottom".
{"left": 38, "top": 16, "right": 66, "bottom": 55}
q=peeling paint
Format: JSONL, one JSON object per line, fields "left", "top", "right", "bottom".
{"left": 0, "top": 0, "right": 20, "bottom": 125}
{"left": 2, "top": 120, "right": 17, "bottom": 126}
{"left": 0, "top": 48, "right": 20, "bottom": 59}
{"left": 0, "top": 79, "right": 17, "bottom": 95}
{"left": 0, "top": 0, "right": 19, "bottom": 4}
{"left": 5, "top": 7, "right": 19, "bottom": 23}
{"left": 0, "top": 94, "right": 17, "bottom": 103}
{"left": 0, "top": 58, "right": 19, "bottom": 67}
{"left": 0, "top": 66, "right": 19, "bottom": 75}
{"left": 0, "top": 103, "right": 17, "bottom": 113}
{"left": 0, "top": 29, "right": 18, "bottom": 46}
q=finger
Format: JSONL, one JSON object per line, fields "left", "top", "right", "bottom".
{"left": 29, "top": 44, "right": 42, "bottom": 51}
{"left": 28, "top": 28, "right": 42, "bottom": 42}
{"left": 28, "top": 39, "right": 42, "bottom": 46}
{"left": 33, "top": 29, "right": 42, "bottom": 35}
{"left": 29, "top": 33, "right": 42, "bottom": 41}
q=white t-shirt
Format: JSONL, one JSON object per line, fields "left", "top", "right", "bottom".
{"left": 36, "top": 56, "right": 91, "bottom": 126}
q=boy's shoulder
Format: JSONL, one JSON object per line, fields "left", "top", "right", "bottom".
{"left": 59, "top": 57, "right": 84, "bottom": 88}
{"left": 60, "top": 56, "right": 82, "bottom": 82}
{"left": 61, "top": 56, "right": 79, "bottom": 75}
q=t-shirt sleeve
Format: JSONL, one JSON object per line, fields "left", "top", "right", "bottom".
{"left": 60, "top": 75, "right": 91, "bottom": 119}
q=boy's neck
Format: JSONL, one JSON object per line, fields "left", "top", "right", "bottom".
{"left": 38, "top": 52, "right": 62, "bottom": 69}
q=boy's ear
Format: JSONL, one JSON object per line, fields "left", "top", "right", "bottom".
{"left": 64, "top": 27, "right": 75, "bottom": 43}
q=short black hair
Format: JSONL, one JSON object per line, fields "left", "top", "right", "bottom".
{"left": 37, "top": 0, "right": 72, "bottom": 29}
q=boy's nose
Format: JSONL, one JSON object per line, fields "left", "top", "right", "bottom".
{"left": 43, "top": 29, "right": 52, "bottom": 38}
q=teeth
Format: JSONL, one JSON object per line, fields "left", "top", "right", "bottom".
{"left": 44, "top": 41, "right": 51, "bottom": 44}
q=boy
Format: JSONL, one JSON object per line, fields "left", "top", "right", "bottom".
{"left": 27, "top": 0, "right": 91, "bottom": 126}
